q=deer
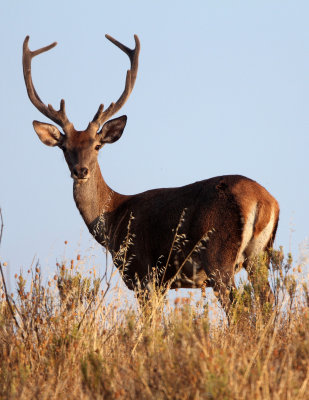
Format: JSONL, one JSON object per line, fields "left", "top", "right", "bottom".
{"left": 23, "top": 34, "right": 279, "bottom": 315}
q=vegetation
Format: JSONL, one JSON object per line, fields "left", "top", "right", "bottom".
{"left": 0, "top": 207, "right": 309, "bottom": 399}
{"left": 0, "top": 244, "right": 308, "bottom": 400}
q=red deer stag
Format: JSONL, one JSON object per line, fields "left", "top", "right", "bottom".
{"left": 23, "top": 35, "right": 279, "bottom": 314}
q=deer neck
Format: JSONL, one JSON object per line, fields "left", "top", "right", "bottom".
{"left": 73, "top": 162, "right": 128, "bottom": 243}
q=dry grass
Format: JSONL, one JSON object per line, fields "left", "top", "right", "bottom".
{"left": 0, "top": 243, "right": 309, "bottom": 400}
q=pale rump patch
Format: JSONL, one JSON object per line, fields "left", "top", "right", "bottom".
{"left": 236, "top": 205, "right": 275, "bottom": 265}
{"left": 236, "top": 204, "right": 257, "bottom": 265}
{"left": 244, "top": 211, "right": 275, "bottom": 257}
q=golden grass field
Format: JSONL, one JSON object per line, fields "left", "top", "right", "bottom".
{"left": 1, "top": 233, "right": 309, "bottom": 399}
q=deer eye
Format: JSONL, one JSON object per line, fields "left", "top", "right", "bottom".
{"left": 95, "top": 145, "right": 101, "bottom": 151}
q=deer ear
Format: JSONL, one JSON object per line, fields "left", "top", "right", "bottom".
{"left": 99, "top": 115, "right": 127, "bottom": 144}
{"left": 33, "top": 121, "right": 63, "bottom": 147}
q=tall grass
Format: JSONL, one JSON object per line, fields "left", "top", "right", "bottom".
{"left": 1, "top": 243, "right": 309, "bottom": 400}
{"left": 1, "top": 207, "right": 309, "bottom": 399}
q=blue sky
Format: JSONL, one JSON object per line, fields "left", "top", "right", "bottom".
{"left": 0, "top": 1, "right": 308, "bottom": 290}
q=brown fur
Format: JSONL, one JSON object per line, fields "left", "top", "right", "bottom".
{"left": 23, "top": 35, "right": 280, "bottom": 315}
{"left": 73, "top": 166, "right": 279, "bottom": 313}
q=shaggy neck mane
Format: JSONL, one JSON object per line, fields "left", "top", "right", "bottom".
{"left": 73, "top": 162, "right": 129, "bottom": 238}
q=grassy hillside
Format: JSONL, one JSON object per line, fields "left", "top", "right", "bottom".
{"left": 1, "top": 246, "right": 309, "bottom": 399}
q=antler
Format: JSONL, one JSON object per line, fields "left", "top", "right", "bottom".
{"left": 23, "top": 36, "right": 72, "bottom": 130}
{"left": 92, "top": 34, "right": 140, "bottom": 128}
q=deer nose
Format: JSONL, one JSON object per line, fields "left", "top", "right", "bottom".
{"left": 73, "top": 167, "right": 89, "bottom": 179}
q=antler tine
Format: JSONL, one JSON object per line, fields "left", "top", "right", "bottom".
{"left": 92, "top": 34, "right": 140, "bottom": 128}
{"left": 23, "top": 36, "right": 72, "bottom": 130}
{"left": 105, "top": 34, "right": 140, "bottom": 88}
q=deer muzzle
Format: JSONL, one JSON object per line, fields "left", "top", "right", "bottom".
{"left": 72, "top": 166, "right": 89, "bottom": 181}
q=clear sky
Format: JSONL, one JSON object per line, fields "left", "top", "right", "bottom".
{"left": 0, "top": 1, "right": 308, "bottom": 290}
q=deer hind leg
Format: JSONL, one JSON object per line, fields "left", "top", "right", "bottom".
{"left": 210, "top": 268, "right": 237, "bottom": 316}
{"left": 242, "top": 210, "right": 277, "bottom": 308}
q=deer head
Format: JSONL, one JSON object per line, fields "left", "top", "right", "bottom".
{"left": 23, "top": 35, "right": 140, "bottom": 183}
